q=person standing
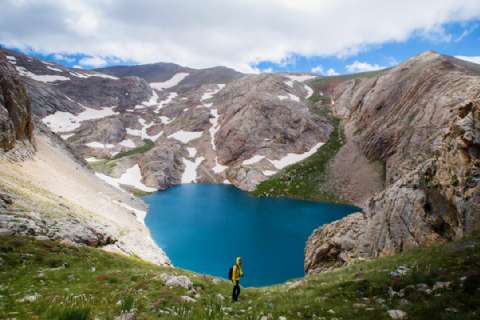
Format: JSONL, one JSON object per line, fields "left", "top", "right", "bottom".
{"left": 231, "top": 256, "right": 243, "bottom": 302}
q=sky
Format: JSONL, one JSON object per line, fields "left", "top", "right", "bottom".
{"left": 1, "top": 0, "right": 479, "bottom": 74}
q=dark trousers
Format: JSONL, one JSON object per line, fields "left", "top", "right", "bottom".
{"left": 232, "top": 281, "right": 240, "bottom": 301}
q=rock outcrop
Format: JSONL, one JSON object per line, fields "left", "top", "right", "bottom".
{"left": 305, "top": 53, "right": 480, "bottom": 273}
{"left": 0, "top": 50, "right": 170, "bottom": 266}
{"left": 0, "top": 57, "right": 33, "bottom": 151}
{"left": 2, "top": 48, "right": 331, "bottom": 194}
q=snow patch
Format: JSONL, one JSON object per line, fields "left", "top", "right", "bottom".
{"left": 168, "top": 130, "right": 203, "bottom": 143}
{"left": 212, "top": 158, "right": 228, "bottom": 174}
{"left": 95, "top": 164, "right": 156, "bottom": 192}
{"left": 155, "top": 92, "right": 178, "bottom": 113}
{"left": 126, "top": 120, "right": 163, "bottom": 142}
{"left": 42, "top": 106, "right": 119, "bottom": 133}
{"left": 159, "top": 116, "right": 173, "bottom": 124}
{"left": 85, "top": 157, "right": 101, "bottom": 162}
{"left": 46, "top": 65, "right": 63, "bottom": 73}
{"left": 150, "top": 72, "right": 189, "bottom": 90}
{"left": 269, "top": 142, "right": 324, "bottom": 169}
{"left": 119, "top": 139, "right": 136, "bottom": 148}
{"left": 6, "top": 56, "right": 16, "bottom": 64}
{"left": 201, "top": 84, "right": 225, "bottom": 101}
{"left": 135, "top": 90, "right": 159, "bottom": 109}
{"left": 263, "top": 170, "right": 277, "bottom": 176}
{"left": 304, "top": 85, "right": 314, "bottom": 99}
{"left": 186, "top": 147, "right": 197, "bottom": 158}
{"left": 209, "top": 109, "right": 221, "bottom": 150}
{"left": 85, "top": 142, "right": 115, "bottom": 149}
{"left": 69, "top": 71, "right": 118, "bottom": 80}
{"left": 16, "top": 66, "right": 70, "bottom": 82}
{"left": 242, "top": 155, "right": 265, "bottom": 165}
{"left": 181, "top": 157, "right": 205, "bottom": 183}
{"left": 278, "top": 93, "right": 300, "bottom": 102}
{"left": 60, "top": 133, "right": 74, "bottom": 140}
{"left": 201, "top": 103, "right": 213, "bottom": 109}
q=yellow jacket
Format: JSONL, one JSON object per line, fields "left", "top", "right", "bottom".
{"left": 232, "top": 257, "right": 243, "bottom": 282}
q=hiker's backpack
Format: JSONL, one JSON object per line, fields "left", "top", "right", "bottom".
{"left": 228, "top": 266, "right": 233, "bottom": 280}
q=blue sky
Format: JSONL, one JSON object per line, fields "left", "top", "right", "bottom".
{"left": 1, "top": 1, "right": 479, "bottom": 74}
{"left": 254, "top": 20, "right": 480, "bottom": 74}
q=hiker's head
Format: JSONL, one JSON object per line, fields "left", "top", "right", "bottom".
{"left": 236, "top": 256, "right": 242, "bottom": 265}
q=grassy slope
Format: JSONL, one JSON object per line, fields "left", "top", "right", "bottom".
{"left": 252, "top": 115, "right": 344, "bottom": 203}
{"left": 1, "top": 234, "right": 479, "bottom": 319}
{"left": 253, "top": 69, "right": 390, "bottom": 203}
{"left": 89, "top": 139, "right": 154, "bottom": 175}
{"left": 88, "top": 139, "right": 155, "bottom": 196}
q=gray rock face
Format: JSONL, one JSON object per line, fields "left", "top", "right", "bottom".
{"left": 4, "top": 48, "right": 329, "bottom": 194}
{"left": 140, "top": 140, "right": 185, "bottom": 190}
{"left": 0, "top": 210, "right": 117, "bottom": 247}
{"left": 96, "top": 63, "right": 243, "bottom": 93}
{"left": 0, "top": 56, "right": 33, "bottom": 151}
{"left": 214, "top": 74, "right": 330, "bottom": 164}
{"left": 96, "top": 62, "right": 191, "bottom": 83}
{"left": 55, "top": 76, "right": 152, "bottom": 111}
{"left": 24, "top": 79, "right": 83, "bottom": 117}
{"left": 71, "top": 116, "right": 127, "bottom": 152}
{"left": 305, "top": 53, "right": 480, "bottom": 273}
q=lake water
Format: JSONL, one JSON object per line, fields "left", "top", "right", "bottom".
{"left": 144, "top": 184, "right": 358, "bottom": 287}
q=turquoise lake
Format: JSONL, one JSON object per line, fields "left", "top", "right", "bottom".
{"left": 144, "top": 184, "right": 358, "bottom": 287}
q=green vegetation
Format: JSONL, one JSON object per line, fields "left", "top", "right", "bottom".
{"left": 253, "top": 68, "right": 391, "bottom": 203}
{"left": 89, "top": 139, "right": 154, "bottom": 175}
{"left": 111, "top": 139, "right": 155, "bottom": 161}
{"left": 1, "top": 233, "right": 479, "bottom": 319}
{"left": 253, "top": 96, "right": 345, "bottom": 203}
{"left": 252, "top": 120, "right": 344, "bottom": 202}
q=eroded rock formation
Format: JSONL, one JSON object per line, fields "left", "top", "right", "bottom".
{"left": 305, "top": 53, "right": 480, "bottom": 273}
{"left": 0, "top": 57, "right": 33, "bottom": 151}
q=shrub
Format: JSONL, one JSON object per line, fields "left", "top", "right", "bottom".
{"left": 43, "top": 306, "right": 91, "bottom": 320}
{"left": 120, "top": 294, "right": 135, "bottom": 313}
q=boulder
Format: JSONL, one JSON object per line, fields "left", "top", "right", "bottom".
{"left": 160, "top": 273, "right": 193, "bottom": 289}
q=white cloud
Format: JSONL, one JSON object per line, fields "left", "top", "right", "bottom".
{"left": 311, "top": 65, "right": 339, "bottom": 76}
{"left": 53, "top": 53, "right": 75, "bottom": 63}
{"left": 418, "top": 25, "right": 453, "bottom": 43}
{"left": 260, "top": 67, "right": 273, "bottom": 73}
{"left": 78, "top": 56, "right": 107, "bottom": 68}
{"left": 326, "top": 68, "right": 339, "bottom": 76}
{"left": 346, "top": 61, "right": 385, "bottom": 73}
{"left": 1, "top": 1, "right": 480, "bottom": 72}
{"left": 455, "top": 23, "right": 478, "bottom": 42}
{"left": 455, "top": 55, "right": 480, "bottom": 64}
{"left": 311, "top": 65, "right": 324, "bottom": 74}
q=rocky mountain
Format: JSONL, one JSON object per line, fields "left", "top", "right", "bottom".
{"left": 0, "top": 48, "right": 329, "bottom": 194}
{"left": 0, "top": 50, "right": 169, "bottom": 266}
{"left": 96, "top": 62, "right": 244, "bottom": 93}
{"left": 2, "top": 46, "right": 478, "bottom": 278}
{"left": 305, "top": 52, "right": 480, "bottom": 273}
{"left": 0, "top": 47, "right": 334, "bottom": 271}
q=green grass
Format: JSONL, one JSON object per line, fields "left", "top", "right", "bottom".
{"left": 111, "top": 139, "right": 155, "bottom": 161}
{"left": 1, "top": 233, "right": 479, "bottom": 319}
{"left": 253, "top": 68, "right": 391, "bottom": 203}
{"left": 89, "top": 139, "right": 155, "bottom": 175}
{"left": 252, "top": 115, "right": 345, "bottom": 203}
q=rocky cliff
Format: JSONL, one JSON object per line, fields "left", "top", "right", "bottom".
{"left": 305, "top": 52, "right": 480, "bottom": 273}
{"left": 1, "top": 48, "right": 329, "bottom": 194}
{"left": 0, "top": 56, "right": 33, "bottom": 151}
{"left": 0, "top": 50, "right": 169, "bottom": 266}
